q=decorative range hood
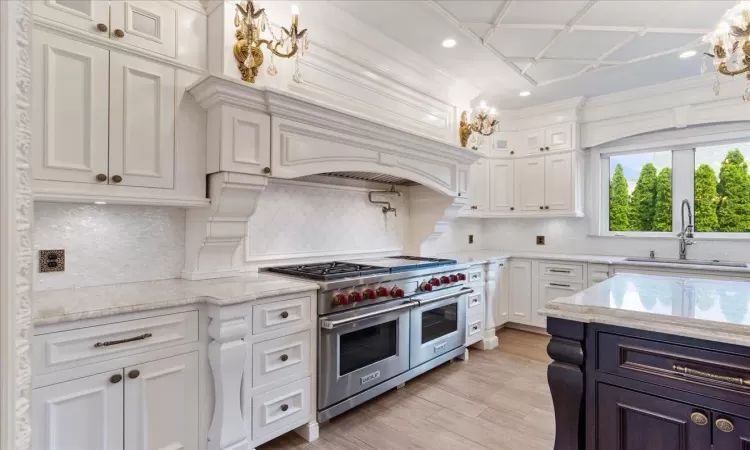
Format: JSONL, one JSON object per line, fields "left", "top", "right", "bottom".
{"left": 183, "top": 75, "right": 480, "bottom": 280}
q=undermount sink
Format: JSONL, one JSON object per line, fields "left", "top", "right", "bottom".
{"left": 624, "top": 257, "right": 748, "bottom": 268}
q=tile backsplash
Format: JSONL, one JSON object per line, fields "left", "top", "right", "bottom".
{"left": 34, "top": 203, "right": 185, "bottom": 291}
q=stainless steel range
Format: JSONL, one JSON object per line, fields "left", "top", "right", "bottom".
{"left": 266, "top": 256, "right": 473, "bottom": 422}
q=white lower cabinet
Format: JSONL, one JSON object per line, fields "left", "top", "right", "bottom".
{"left": 509, "top": 260, "right": 533, "bottom": 324}
{"left": 535, "top": 279, "right": 584, "bottom": 328}
{"left": 33, "top": 370, "right": 125, "bottom": 450}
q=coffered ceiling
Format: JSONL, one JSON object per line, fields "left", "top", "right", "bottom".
{"left": 332, "top": 0, "right": 737, "bottom": 109}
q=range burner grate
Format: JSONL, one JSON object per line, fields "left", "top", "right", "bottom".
{"left": 267, "top": 262, "right": 390, "bottom": 281}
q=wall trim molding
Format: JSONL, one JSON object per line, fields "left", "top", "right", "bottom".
{"left": 0, "top": 1, "right": 33, "bottom": 448}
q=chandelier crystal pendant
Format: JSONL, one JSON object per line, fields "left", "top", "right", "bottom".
{"left": 233, "top": 1, "right": 309, "bottom": 84}
{"left": 459, "top": 102, "right": 499, "bottom": 149}
{"left": 703, "top": 1, "right": 750, "bottom": 99}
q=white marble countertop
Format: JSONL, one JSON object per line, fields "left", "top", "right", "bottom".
{"left": 33, "top": 273, "right": 320, "bottom": 326}
{"left": 437, "top": 249, "right": 750, "bottom": 273}
{"left": 541, "top": 273, "right": 750, "bottom": 346}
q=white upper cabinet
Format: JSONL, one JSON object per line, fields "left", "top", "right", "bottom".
{"left": 33, "top": 370, "right": 124, "bottom": 450}
{"left": 33, "top": 0, "right": 110, "bottom": 35}
{"left": 489, "top": 159, "right": 514, "bottom": 213}
{"left": 464, "top": 159, "right": 488, "bottom": 213}
{"left": 544, "top": 152, "right": 573, "bottom": 211}
{"left": 110, "top": 1, "right": 177, "bottom": 58}
{"left": 109, "top": 51, "right": 175, "bottom": 188}
{"left": 33, "top": 30, "right": 110, "bottom": 184}
{"left": 515, "top": 122, "right": 576, "bottom": 155}
{"left": 545, "top": 123, "right": 573, "bottom": 152}
{"left": 515, "top": 156, "right": 545, "bottom": 212}
{"left": 519, "top": 129, "right": 546, "bottom": 155}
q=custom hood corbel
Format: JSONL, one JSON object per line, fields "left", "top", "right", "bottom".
{"left": 183, "top": 75, "right": 480, "bottom": 279}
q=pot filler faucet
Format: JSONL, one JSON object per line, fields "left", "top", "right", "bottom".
{"left": 677, "top": 199, "right": 695, "bottom": 260}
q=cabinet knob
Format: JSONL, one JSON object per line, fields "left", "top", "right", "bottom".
{"left": 544, "top": 206, "right": 549, "bottom": 210}
{"left": 280, "top": 354, "right": 289, "bottom": 362}
{"left": 280, "top": 404, "right": 289, "bottom": 412}
{"left": 510, "top": 207, "right": 514, "bottom": 211}
{"left": 96, "top": 23, "right": 108, "bottom": 32}
{"left": 716, "top": 418, "right": 735, "bottom": 433}
{"left": 280, "top": 311, "right": 289, "bottom": 319}
{"left": 539, "top": 206, "right": 544, "bottom": 210}
{"left": 113, "top": 29, "right": 125, "bottom": 38}
{"left": 110, "top": 373, "right": 122, "bottom": 384}
{"left": 263, "top": 167, "right": 271, "bottom": 175}
{"left": 111, "top": 175, "right": 122, "bottom": 183}
{"left": 96, "top": 173, "right": 107, "bottom": 182}
{"left": 690, "top": 412, "right": 708, "bottom": 426}
{"left": 539, "top": 147, "right": 544, "bottom": 151}
{"left": 510, "top": 151, "right": 515, "bottom": 155}
{"left": 128, "top": 369, "right": 140, "bottom": 379}
{"left": 545, "top": 146, "right": 550, "bottom": 151}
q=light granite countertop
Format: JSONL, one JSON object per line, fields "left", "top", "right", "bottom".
{"left": 33, "top": 273, "right": 320, "bottom": 326}
{"left": 437, "top": 250, "right": 750, "bottom": 273}
{"left": 541, "top": 273, "right": 750, "bottom": 346}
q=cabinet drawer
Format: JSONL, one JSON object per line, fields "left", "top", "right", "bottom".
{"left": 252, "top": 331, "right": 310, "bottom": 388}
{"left": 467, "top": 317, "right": 484, "bottom": 345}
{"left": 597, "top": 331, "right": 750, "bottom": 404}
{"left": 252, "top": 295, "right": 312, "bottom": 336}
{"left": 468, "top": 268, "right": 483, "bottom": 283}
{"left": 251, "top": 377, "right": 311, "bottom": 441}
{"left": 539, "top": 261, "right": 584, "bottom": 281}
{"left": 34, "top": 311, "right": 198, "bottom": 374}
{"left": 467, "top": 291, "right": 484, "bottom": 316}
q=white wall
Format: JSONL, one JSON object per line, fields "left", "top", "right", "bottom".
{"left": 34, "top": 203, "right": 186, "bottom": 291}
{"left": 432, "top": 218, "right": 484, "bottom": 255}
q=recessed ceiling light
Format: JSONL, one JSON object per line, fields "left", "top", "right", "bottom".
{"left": 442, "top": 38, "right": 457, "bottom": 48}
{"left": 519, "top": 91, "right": 531, "bottom": 97}
{"left": 94, "top": 201, "right": 107, "bottom": 205}
{"left": 680, "top": 50, "right": 697, "bottom": 59}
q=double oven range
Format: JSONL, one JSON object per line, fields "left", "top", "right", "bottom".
{"left": 267, "top": 256, "right": 472, "bottom": 421}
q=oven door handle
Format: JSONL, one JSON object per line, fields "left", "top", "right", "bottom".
{"left": 415, "top": 287, "right": 474, "bottom": 306}
{"left": 320, "top": 302, "right": 416, "bottom": 329}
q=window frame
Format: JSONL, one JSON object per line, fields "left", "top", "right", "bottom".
{"left": 590, "top": 131, "right": 750, "bottom": 240}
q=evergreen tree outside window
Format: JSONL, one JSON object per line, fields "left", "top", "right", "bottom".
{"left": 695, "top": 143, "right": 750, "bottom": 233}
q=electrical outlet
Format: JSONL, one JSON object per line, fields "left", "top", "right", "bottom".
{"left": 39, "top": 249, "right": 65, "bottom": 272}
{"left": 536, "top": 236, "right": 545, "bottom": 246}
{"left": 468, "top": 234, "right": 474, "bottom": 244}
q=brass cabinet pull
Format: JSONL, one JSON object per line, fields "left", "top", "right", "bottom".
{"left": 96, "top": 173, "right": 107, "bottom": 182}
{"left": 114, "top": 29, "right": 125, "bottom": 38}
{"left": 716, "top": 418, "right": 735, "bottom": 433}
{"left": 128, "top": 370, "right": 140, "bottom": 379}
{"left": 110, "top": 373, "right": 122, "bottom": 384}
{"left": 690, "top": 412, "right": 708, "bottom": 426}
{"left": 94, "top": 332, "right": 152, "bottom": 348}
{"left": 96, "top": 23, "right": 108, "bottom": 32}
{"left": 111, "top": 175, "right": 123, "bottom": 183}
{"left": 672, "top": 365, "right": 750, "bottom": 386}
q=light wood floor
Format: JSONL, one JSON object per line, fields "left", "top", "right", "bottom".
{"left": 258, "top": 328, "right": 555, "bottom": 450}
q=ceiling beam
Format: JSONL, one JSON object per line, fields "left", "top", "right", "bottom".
{"left": 582, "top": 31, "right": 640, "bottom": 72}
{"left": 426, "top": 0, "right": 538, "bottom": 86}
{"left": 482, "top": 0, "right": 513, "bottom": 43}
{"left": 489, "top": 24, "right": 710, "bottom": 35}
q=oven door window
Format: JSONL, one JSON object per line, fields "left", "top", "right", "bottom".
{"left": 421, "top": 303, "right": 458, "bottom": 344}
{"left": 339, "top": 319, "right": 398, "bottom": 376}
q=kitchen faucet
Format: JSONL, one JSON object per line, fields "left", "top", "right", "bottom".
{"left": 677, "top": 199, "right": 694, "bottom": 260}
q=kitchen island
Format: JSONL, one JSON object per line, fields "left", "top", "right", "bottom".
{"left": 540, "top": 273, "right": 750, "bottom": 450}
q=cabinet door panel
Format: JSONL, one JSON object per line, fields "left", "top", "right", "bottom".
{"left": 33, "top": 0, "right": 110, "bottom": 35}
{"left": 544, "top": 153, "right": 573, "bottom": 211}
{"left": 596, "top": 383, "right": 710, "bottom": 450}
{"left": 713, "top": 412, "right": 750, "bottom": 450}
{"left": 545, "top": 123, "right": 573, "bottom": 151}
{"left": 33, "top": 30, "right": 110, "bottom": 184}
{"left": 536, "top": 280, "right": 583, "bottom": 329}
{"left": 462, "top": 159, "right": 488, "bottom": 213}
{"left": 519, "top": 129, "right": 545, "bottom": 155}
{"left": 509, "top": 261, "right": 532, "bottom": 324}
{"left": 489, "top": 159, "right": 514, "bottom": 213}
{"left": 109, "top": 52, "right": 175, "bottom": 189}
{"left": 32, "top": 371, "right": 124, "bottom": 450}
{"left": 124, "top": 352, "right": 199, "bottom": 450}
{"left": 494, "top": 263, "right": 510, "bottom": 325}
{"left": 515, "top": 156, "right": 545, "bottom": 212}
{"left": 110, "top": 1, "right": 177, "bottom": 57}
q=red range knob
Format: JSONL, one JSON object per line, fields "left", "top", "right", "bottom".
{"left": 376, "top": 287, "right": 389, "bottom": 297}
{"left": 364, "top": 289, "right": 377, "bottom": 300}
{"left": 429, "top": 278, "right": 441, "bottom": 287}
{"left": 440, "top": 276, "right": 450, "bottom": 284}
{"left": 421, "top": 282, "right": 433, "bottom": 292}
{"left": 391, "top": 287, "right": 405, "bottom": 298}
{"left": 457, "top": 273, "right": 466, "bottom": 281}
{"left": 449, "top": 274, "right": 458, "bottom": 283}
{"left": 334, "top": 293, "right": 349, "bottom": 306}
{"left": 349, "top": 291, "right": 364, "bottom": 303}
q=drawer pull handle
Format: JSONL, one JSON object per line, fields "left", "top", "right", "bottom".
{"left": 280, "top": 311, "right": 289, "bottom": 319}
{"left": 280, "top": 354, "right": 289, "bottom": 362}
{"left": 549, "top": 283, "right": 571, "bottom": 288}
{"left": 690, "top": 412, "right": 708, "bottom": 426}
{"left": 280, "top": 404, "right": 289, "bottom": 412}
{"left": 716, "top": 418, "right": 735, "bottom": 433}
{"left": 549, "top": 269, "right": 572, "bottom": 274}
{"left": 672, "top": 365, "right": 750, "bottom": 386}
{"left": 110, "top": 374, "right": 122, "bottom": 384}
{"left": 94, "top": 332, "right": 153, "bottom": 348}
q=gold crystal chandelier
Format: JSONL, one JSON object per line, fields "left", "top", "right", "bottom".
{"left": 703, "top": 1, "right": 750, "bottom": 99}
{"left": 459, "top": 102, "right": 499, "bottom": 149}
{"left": 233, "top": 1, "right": 309, "bottom": 84}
